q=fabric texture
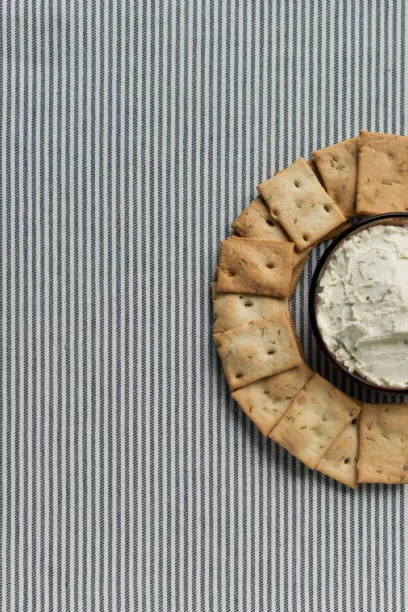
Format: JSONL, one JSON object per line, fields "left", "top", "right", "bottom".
{"left": 1, "top": 1, "right": 407, "bottom": 610}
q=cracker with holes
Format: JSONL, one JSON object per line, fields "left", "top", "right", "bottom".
{"left": 313, "top": 137, "right": 358, "bottom": 218}
{"left": 358, "top": 403, "right": 408, "bottom": 484}
{"left": 359, "top": 130, "right": 399, "bottom": 144}
{"left": 257, "top": 158, "right": 346, "bottom": 251}
{"left": 216, "top": 236, "right": 294, "bottom": 298}
{"left": 319, "top": 221, "right": 352, "bottom": 242}
{"left": 211, "top": 283, "right": 288, "bottom": 333}
{"left": 231, "top": 198, "right": 309, "bottom": 266}
{"left": 270, "top": 373, "right": 361, "bottom": 469}
{"left": 213, "top": 311, "right": 301, "bottom": 390}
{"left": 357, "top": 130, "right": 408, "bottom": 215}
{"left": 232, "top": 361, "right": 313, "bottom": 436}
{"left": 232, "top": 197, "right": 288, "bottom": 241}
{"left": 316, "top": 420, "right": 359, "bottom": 488}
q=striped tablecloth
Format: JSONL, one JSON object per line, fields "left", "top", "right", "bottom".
{"left": 1, "top": 1, "right": 407, "bottom": 610}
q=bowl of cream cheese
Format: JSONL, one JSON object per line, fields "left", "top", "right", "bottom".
{"left": 310, "top": 213, "right": 408, "bottom": 393}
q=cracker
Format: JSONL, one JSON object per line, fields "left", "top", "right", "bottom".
{"left": 216, "top": 236, "right": 294, "bottom": 298}
{"left": 317, "top": 221, "right": 353, "bottom": 243}
{"left": 232, "top": 197, "right": 288, "bottom": 241}
{"left": 359, "top": 130, "right": 399, "bottom": 145}
{"left": 294, "top": 246, "right": 312, "bottom": 266}
{"left": 307, "top": 158, "right": 319, "bottom": 175}
{"left": 231, "top": 198, "right": 308, "bottom": 266}
{"left": 316, "top": 419, "right": 359, "bottom": 488}
{"left": 279, "top": 159, "right": 321, "bottom": 181}
{"left": 308, "top": 158, "right": 324, "bottom": 186}
{"left": 232, "top": 361, "right": 313, "bottom": 436}
{"left": 258, "top": 158, "right": 346, "bottom": 250}
{"left": 313, "top": 137, "right": 358, "bottom": 218}
{"left": 358, "top": 403, "right": 408, "bottom": 484}
{"left": 213, "top": 311, "right": 302, "bottom": 390}
{"left": 211, "top": 282, "right": 288, "bottom": 333}
{"left": 290, "top": 259, "right": 307, "bottom": 294}
{"left": 357, "top": 130, "right": 408, "bottom": 215}
{"left": 270, "top": 373, "right": 361, "bottom": 469}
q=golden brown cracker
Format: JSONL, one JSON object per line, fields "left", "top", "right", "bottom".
{"left": 232, "top": 361, "right": 313, "bottom": 436}
{"left": 270, "top": 373, "right": 361, "bottom": 469}
{"left": 313, "top": 137, "right": 358, "bottom": 218}
{"left": 357, "top": 131, "right": 408, "bottom": 215}
{"left": 316, "top": 419, "right": 359, "bottom": 488}
{"left": 231, "top": 197, "right": 288, "bottom": 241}
{"left": 211, "top": 282, "right": 288, "bottom": 333}
{"left": 358, "top": 403, "right": 408, "bottom": 484}
{"left": 231, "top": 198, "right": 308, "bottom": 266}
{"left": 216, "top": 237, "right": 294, "bottom": 298}
{"left": 213, "top": 311, "right": 302, "bottom": 390}
{"left": 258, "top": 158, "right": 346, "bottom": 250}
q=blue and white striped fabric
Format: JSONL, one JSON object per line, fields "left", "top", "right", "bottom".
{"left": 1, "top": 1, "right": 407, "bottom": 610}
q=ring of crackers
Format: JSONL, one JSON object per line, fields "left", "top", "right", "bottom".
{"left": 212, "top": 131, "right": 408, "bottom": 489}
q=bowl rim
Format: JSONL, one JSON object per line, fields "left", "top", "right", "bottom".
{"left": 309, "top": 212, "right": 408, "bottom": 395}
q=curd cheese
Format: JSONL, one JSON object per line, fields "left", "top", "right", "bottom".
{"left": 316, "top": 224, "right": 408, "bottom": 389}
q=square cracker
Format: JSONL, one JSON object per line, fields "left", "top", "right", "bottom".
{"left": 232, "top": 197, "right": 288, "bottom": 241}
{"left": 213, "top": 311, "right": 301, "bottom": 390}
{"left": 231, "top": 198, "right": 309, "bottom": 266}
{"left": 211, "top": 282, "right": 288, "bottom": 333}
{"left": 270, "top": 372, "right": 361, "bottom": 469}
{"left": 257, "top": 158, "right": 346, "bottom": 251}
{"left": 316, "top": 420, "right": 359, "bottom": 488}
{"left": 358, "top": 403, "right": 408, "bottom": 484}
{"left": 313, "top": 137, "right": 358, "bottom": 218}
{"left": 357, "top": 130, "right": 408, "bottom": 215}
{"left": 359, "top": 130, "right": 399, "bottom": 145}
{"left": 216, "top": 236, "right": 294, "bottom": 298}
{"left": 318, "top": 221, "right": 353, "bottom": 243}
{"left": 232, "top": 361, "right": 313, "bottom": 436}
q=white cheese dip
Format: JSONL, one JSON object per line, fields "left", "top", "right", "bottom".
{"left": 316, "top": 224, "right": 408, "bottom": 389}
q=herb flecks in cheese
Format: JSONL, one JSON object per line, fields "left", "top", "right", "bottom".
{"left": 316, "top": 224, "right": 408, "bottom": 389}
